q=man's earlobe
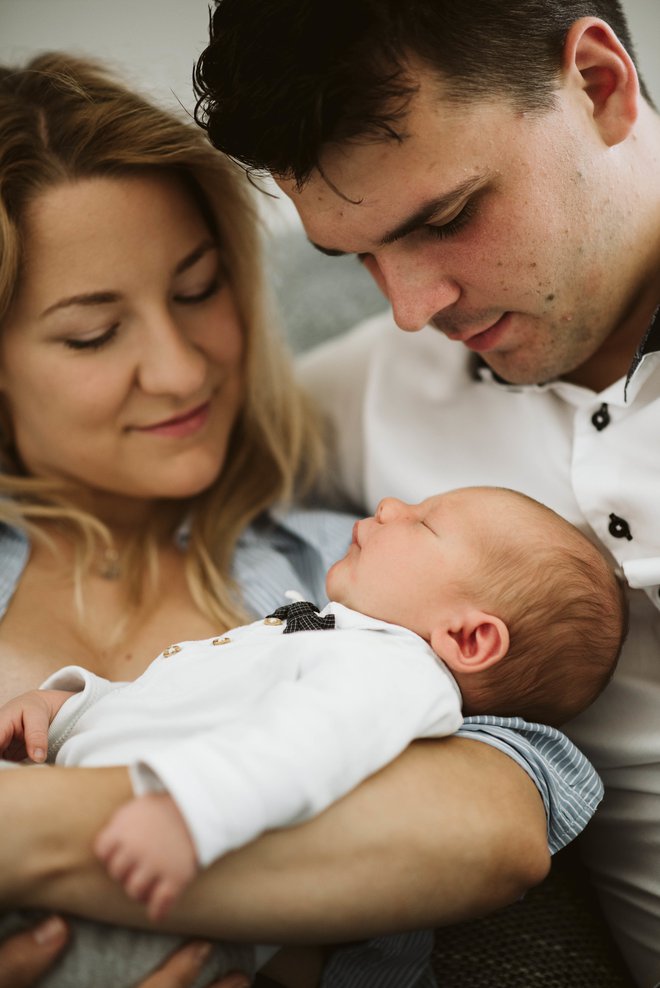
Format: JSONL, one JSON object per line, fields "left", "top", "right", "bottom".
{"left": 564, "top": 18, "right": 639, "bottom": 146}
{"left": 430, "top": 612, "right": 510, "bottom": 675}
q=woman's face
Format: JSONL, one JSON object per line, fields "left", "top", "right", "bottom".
{"left": 0, "top": 173, "right": 244, "bottom": 518}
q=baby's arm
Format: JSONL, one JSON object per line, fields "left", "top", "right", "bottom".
{"left": 136, "top": 627, "right": 462, "bottom": 871}
{"left": 0, "top": 689, "right": 73, "bottom": 763}
{"left": 94, "top": 792, "right": 198, "bottom": 922}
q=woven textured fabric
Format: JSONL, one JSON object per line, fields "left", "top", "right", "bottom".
{"left": 266, "top": 600, "right": 336, "bottom": 633}
{"left": 432, "top": 847, "right": 634, "bottom": 987}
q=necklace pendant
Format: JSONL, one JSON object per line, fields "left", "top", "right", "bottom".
{"left": 99, "top": 547, "right": 121, "bottom": 580}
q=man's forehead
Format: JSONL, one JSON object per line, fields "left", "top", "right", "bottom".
{"left": 275, "top": 83, "right": 510, "bottom": 254}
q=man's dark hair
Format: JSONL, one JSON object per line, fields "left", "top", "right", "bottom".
{"left": 194, "top": 0, "right": 650, "bottom": 186}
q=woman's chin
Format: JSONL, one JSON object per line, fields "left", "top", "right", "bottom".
{"left": 137, "top": 457, "right": 225, "bottom": 502}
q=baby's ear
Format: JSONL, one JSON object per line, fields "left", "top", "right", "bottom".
{"left": 430, "top": 611, "right": 509, "bottom": 675}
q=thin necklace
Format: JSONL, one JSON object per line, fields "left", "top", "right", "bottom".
{"left": 98, "top": 546, "right": 121, "bottom": 580}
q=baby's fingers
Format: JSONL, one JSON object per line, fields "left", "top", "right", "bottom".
{"left": 147, "top": 878, "right": 179, "bottom": 923}
{"left": 0, "top": 709, "right": 23, "bottom": 759}
{"left": 124, "top": 863, "right": 159, "bottom": 904}
{"left": 93, "top": 814, "right": 125, "bottom": 865}
{"left": 21, "top": 705, "right": 50, "bottom": 763}
{"left": 98, "top": 839, "right": 138, "bottom": 886}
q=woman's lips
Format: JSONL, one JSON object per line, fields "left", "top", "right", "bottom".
{"left": 135, "top": 401, "right": 211, "bottom": 438}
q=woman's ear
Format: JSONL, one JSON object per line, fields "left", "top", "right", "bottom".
{"left": 430, "top": 611, "right": 510, "bottom": 675}
{"left": 563, "top": 17, "right": 639, "bottom": 146}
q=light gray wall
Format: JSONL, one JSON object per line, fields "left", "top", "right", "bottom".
{"left": 0, "top": 1, "right": 657, "bottom": 113}
{"left": 0, "top": 0, "right": 210, "bottom": 116}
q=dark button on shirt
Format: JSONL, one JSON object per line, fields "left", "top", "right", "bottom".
{"left": 591, "top": 403, "right": 610, "bottom": 431}
{"left": 608, "top": 513, "right": 633, "bottom": 541}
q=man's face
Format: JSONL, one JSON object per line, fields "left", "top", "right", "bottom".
{"left": 279, "top": 64, "right": 645, "bottom": 386}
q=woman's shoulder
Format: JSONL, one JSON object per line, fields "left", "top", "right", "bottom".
{"left": 273, "top": 506, "right": 357, "bottom": 559}
{"left": 0, "top": 523, "right": 29, "bottom": 621}
{"left": 234, "top": 507, "right": 357, "bottom": 617}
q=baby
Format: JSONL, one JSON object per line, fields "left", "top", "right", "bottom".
{"left": 0, "top": 486, "right": 627, "bottom": 925}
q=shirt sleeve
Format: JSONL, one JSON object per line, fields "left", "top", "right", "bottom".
{"left": 40, "top": 666, "right": 128, "bottom": 763}
{"left": 456, "top": 715, "right": 603, "bottom": 854}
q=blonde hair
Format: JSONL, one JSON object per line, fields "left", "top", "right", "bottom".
{"left": 0, "top": 52, "right": 324, "bottom": 628}
{"left": 457, "top": 490, "right": 628, "bottom": 726}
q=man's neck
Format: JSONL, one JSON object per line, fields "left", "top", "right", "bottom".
{"left": 565, "top": 255, "right": 660, "bottom": 393}
{"left": 564, "top": 102, "right": 660, "bottom": 392}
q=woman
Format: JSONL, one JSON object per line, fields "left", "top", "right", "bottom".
{"left": 0, "top": 50, "right": 341, "bottom": 988}
{"left": 0, "top": 51, "right": 588, "bottom": 988}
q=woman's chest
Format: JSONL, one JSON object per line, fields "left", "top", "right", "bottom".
{"left": 0, "top": 556, "right": 224, "bottom": 703}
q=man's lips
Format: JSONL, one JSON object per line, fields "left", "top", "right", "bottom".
{"left": 351, "top": 520, "right": 362, "bottom": 546}
{"left": 434, "top": 312, "right": 512, "bottom": 353}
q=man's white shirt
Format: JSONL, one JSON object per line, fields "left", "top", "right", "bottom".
{"left": 300, "top": 311, "right": 660, "bottom": 986}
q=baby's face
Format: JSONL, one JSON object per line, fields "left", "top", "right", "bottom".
{"left": 326, "top": 490, "right": 485, "bottom": 639}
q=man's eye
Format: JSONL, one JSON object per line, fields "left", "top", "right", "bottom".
{"left": 426, "top": 200, "right": 477, "bottom": 241}
{"left": 64, "top": 325, "right": 118, "bottom": 351}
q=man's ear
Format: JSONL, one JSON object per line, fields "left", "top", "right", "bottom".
{"left": 430, "top": 611, "right": 510, "bottom": 675}
{"left": 563, "top": 17, "right": 639, "bottom": 146}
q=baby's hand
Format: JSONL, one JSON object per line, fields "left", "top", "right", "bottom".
{"left": 94, "top": 793, "right": 198, "bottom": 922}
{"left": 0, "top": 689, "right": 73, "bottom": 763}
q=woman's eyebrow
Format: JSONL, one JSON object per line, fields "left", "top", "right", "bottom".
{"left": 39, "top": 240, "right": 220, "bottom": 318}
{"left": 174, "top": 239, "right": 219, "bottom": 275}
{"left": 40, "top": 291, "right": 119, "bottom": 318}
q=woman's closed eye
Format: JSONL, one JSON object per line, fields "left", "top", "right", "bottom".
{"left": 64, "top": 324, "right": 119, "bottom": 351}
{"left": 173, "top": 278, "right": 222, "bottom": 306}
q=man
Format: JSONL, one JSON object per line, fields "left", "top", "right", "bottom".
{"left": 194, "top": 2, "right": 660, "bottom": 984}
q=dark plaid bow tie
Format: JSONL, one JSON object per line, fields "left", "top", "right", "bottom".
{"left": 266, "top": 600, "right": 336, "bottom": 634}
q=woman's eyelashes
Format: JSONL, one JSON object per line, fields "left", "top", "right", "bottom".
{"left": 63, "top": 278, "right": 222, "bottom": 350}
{"left": 64, "top": 324, "right": 119, "bottom": 351}
{"left": 173, "top": 277, "right": 222, "bottom": 305}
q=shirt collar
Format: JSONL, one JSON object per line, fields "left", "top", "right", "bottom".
{"left": 472, "top": 305, "right": 660, "bottom": 400}
{"left": 625, "top": 305, "right": 660, "bottom": 393}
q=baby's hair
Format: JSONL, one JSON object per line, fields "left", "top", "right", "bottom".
{"left": 459, "top": 491, "right": 628, "bottom": 726}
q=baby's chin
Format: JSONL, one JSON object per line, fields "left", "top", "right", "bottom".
{"left": 325, "top": 560, "right": 344, "bottom": 602}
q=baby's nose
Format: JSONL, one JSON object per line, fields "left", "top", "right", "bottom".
{"left": 376, "top": 497, "right": 413, "bottom": 523}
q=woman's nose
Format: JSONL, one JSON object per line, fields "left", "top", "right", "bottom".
{"left": 137, "top": 312, "right": 207, "bottom": 398}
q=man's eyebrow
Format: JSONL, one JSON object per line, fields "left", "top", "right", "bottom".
{"left": 309, "top": 176, "right": 485, "bottom": 257}
{"left": 40, "top": 240, "right": 219, "bottom": 318}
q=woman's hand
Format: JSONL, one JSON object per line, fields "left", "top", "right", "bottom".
{"left": 0, "top": 925, "right": 251, "bottom": 988}
{"left": 0, "top": 916, "right": 70, "bottom": 988}
{"left": 136, "top": 941, "right": 250, "bottom": 988}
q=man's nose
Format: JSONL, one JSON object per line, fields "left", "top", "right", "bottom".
{"left": 362, "top": 250, "right": 460, "bottom": 332}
